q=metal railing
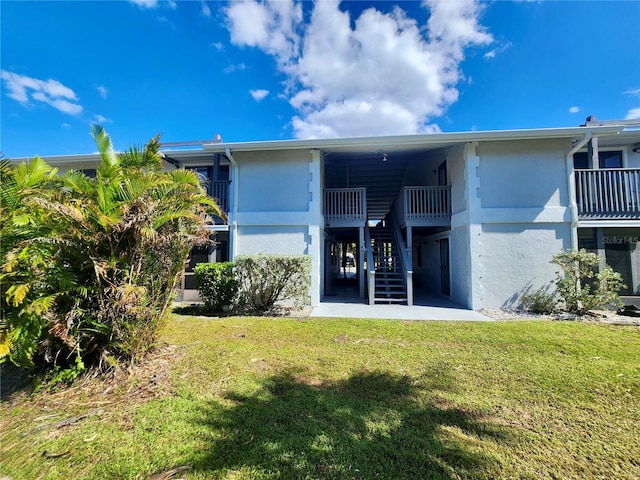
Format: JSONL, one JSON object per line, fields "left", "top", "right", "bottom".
{"left": 324, "top": 188, "right": 367, "bottom": 225}
{"left": 403, "top": 186, "right": 451, "bottom": 223}
{"left": 575, "top": 169, "right": 640, "bottom": 218}
{"left": 390, "top": 211, "right": 413, "bottom": 306}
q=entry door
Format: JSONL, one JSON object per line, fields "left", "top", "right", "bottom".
{"left": 439, "top": 238, "right": 451, "bottom": 296}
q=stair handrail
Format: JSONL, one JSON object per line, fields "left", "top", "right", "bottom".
{"left": 389, "top": 211, "right": 413, "bottom": 306}
{"left": 364, "top": 223, "right": 376, "bottom": 305}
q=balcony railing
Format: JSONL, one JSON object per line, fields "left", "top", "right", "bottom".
{"left": 575, "top": 169, "right": 640, "bottom": 219}
{"left": 209, "top": 180, "right": 231, "bottom": 213}
{"left": 324, "top": 188, "right": 366, "bottom": 226}
{"left": 403, "top": 186, "right": 451, "bottom": 226}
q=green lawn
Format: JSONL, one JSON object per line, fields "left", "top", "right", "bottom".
{"left": 2, "top": 316, "right": 639, "bottom": 479}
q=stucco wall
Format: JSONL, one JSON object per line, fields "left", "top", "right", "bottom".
{"left": 231, "top": 148, "right": 322, "bottom": 306}
{"left": 479, "top": 223, "right": 571, "bottom": 308}
{"left": 236, "top": 150, "right": 311, "bottom": 212}
{"left": 474, "top": 138, "right": 574, "bottom": 308}
{"left": 477, "top": 139, "right": 570, "bottom": 209}
{"left": 236, "top": 225, "right": 310, "bottom": 255}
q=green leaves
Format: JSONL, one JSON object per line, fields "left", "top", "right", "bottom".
{"left": 1, "top": 126, "right": 220, "bottom": 371}
{"left": 552, "top": 249, "right": 625, "bottom": 314}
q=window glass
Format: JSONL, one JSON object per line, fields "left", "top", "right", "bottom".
{"left": 573, "top": 152, "right": 589, "bottom": 169}
{"left": 573, "top": 151, "right": 623, "bottom": 169}
{"left": 599, "top": 151, "right": 623, "bottom": 169}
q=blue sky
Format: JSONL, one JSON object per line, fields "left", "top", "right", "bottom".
{"left": 1, "top": 0, "right": 639, "bottom": 158}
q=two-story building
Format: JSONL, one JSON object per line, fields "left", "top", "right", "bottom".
{"left": 36, "top": 117, "right": 640, "bottom": 311}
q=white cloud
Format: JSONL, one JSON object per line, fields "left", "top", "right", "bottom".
{"left": 131, "top": 0, "right": 176, "bottom": 10}
{"left": 225, "top": 0, "right": 492, "bottom": 138}
{"left": 484, "top": 41, "right": 511, "bottom": 60}
{"left": 250, "top": 89, "right": 269, "bottom": 101}
{"left": 1, "top": 70, "right": 83, "bottom": 115}
{"left": 93, "top": 114, "right": 112, "bottom": 124}
{"left": 569, "top": 106, "right": 580, "bottom": 113}
{"left": 130, "top": 0, "right": 159, "bottom": 9}
{"left": 97, "top": 85, "right": 108, "bottom": 99}
{"left": 625, "top": 88, "right": 640, "bottom": 96}
{"left": 626, "top": 108, "right": 640, "bottom": 120}
{"left": 223, "top": 63, "right": 246, "bottom": 74}
{"left": 226, "top": 0, "right": 303, "bottom": 67}
{"left": 201, "top": 1, "right": 211, "bottom": 17}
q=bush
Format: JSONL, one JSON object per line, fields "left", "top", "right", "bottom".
{"left": 552, "top": 249, "right": 625, "bottom": 315}
{"left": 519, "top": 285, "right": 558, "bottom": 314}
{"left": 0, "top": 126, "right": 221, "bottom": 372}
{"left": 194, "top": 262, "right": 238, "bottom": 312}
{"left": 234, "top": 254, "right": 311, "bottom": 311}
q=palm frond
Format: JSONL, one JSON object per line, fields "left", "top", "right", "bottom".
{"left": 91, "top": 124, "right": 118, "bottom": 170}
{"left": 12, "top": 156, "right": 57, "bottom": 190}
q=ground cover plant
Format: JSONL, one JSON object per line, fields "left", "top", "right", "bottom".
{"left": 1, "top": 317, "right": 638, "bottom": 479}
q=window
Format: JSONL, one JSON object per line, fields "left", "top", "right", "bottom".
{"left": 573, "top": 150, "right": 623, "bottom": 169}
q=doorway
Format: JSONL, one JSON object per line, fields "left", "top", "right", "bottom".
{"left": 439, "top": 237, "right": 451, "bottom": 296}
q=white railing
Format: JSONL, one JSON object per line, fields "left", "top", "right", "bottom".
{"left": 575, "top": 169, "right": 640, "bottom": 218}
{"left": 324, "top": 188, "right": 366, "bottom": 225}
{"left": 403, "top": 186, "right": 451, "bottom": 223}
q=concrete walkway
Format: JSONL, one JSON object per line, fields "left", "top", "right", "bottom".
{"left": 311, "top": 289, "right": 491, "bottom": 321}
{"left": 310, "top": 301, "right": 490, "bottom": 321}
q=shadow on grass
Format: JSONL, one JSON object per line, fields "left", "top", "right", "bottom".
{"left": 0, "top": 362, "right": 34, "bottom": 402}
{"left": 189, "top": 369, "right": 512, "bottom": 479}
{"left": 172, "top": 304, "right": 233, "bottom": 317}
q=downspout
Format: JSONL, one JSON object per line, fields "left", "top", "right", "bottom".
{"left": 566, "top": 133, "right": 592, "bottom": 249}
{"left": 225, "top": 148, "right": 239, "bottom": 259}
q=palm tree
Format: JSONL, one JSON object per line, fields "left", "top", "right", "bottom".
{"left": 1, "top": 126, "right": 221, "bottom": 371}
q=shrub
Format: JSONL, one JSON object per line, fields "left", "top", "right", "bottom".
{"left": 234, "top": 254, "right": 311, "bottom": 311}
{"left": 0, "top": 126, "right": 221, "bottom": 372}
{"left": 194, "top": 262, "right": 238, "bottom": 312}
{"left": 519, "top": 285, "right": 558, "bottom": 314}
{"left": 552, "top": 249, "right": 625, "bottom": 315}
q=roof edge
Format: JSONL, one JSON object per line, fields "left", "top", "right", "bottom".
{"left": 203, "top": 125, "right": 624, "bottom": 153}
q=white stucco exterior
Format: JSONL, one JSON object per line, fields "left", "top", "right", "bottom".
{"left": 26, "top": 121, "right": 640, "bottom": 311}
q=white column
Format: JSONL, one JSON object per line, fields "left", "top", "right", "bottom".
{"left": 464, "top": 142, "right": 484, "bottom": 310}
{"left": 359, "top": 226, "right": 365, "bottom": 299}
{"left": 308, "top": 149, "right": 323, "bottom": 306}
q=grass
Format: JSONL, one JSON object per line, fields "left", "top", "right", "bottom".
{"left": 2, "top": 316, "right": 639, "bottom": 479}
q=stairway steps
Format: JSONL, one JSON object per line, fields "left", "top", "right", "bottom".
{"left": 368, "top": 222, "right": 408, "bottom": 305}
{"left": 374, "top": 298, "right": 408, "bottom": 304}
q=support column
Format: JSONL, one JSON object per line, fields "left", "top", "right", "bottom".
{"left": 359, "top": 226, "right": 365, "bottom": 299}
{"left": 587, "top": 136, "right": 599, "bottom": 169}
{"left": 406, "top": 226, "right": 413, "bottom": 307}
{"left": 464, "top": 142, "right": 483, "bottom": 310}
{"left": 308, "top": 149, "right": 323, "bottom": 307}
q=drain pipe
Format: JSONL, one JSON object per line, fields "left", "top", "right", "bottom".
{"left": 566, "top": 133, "right": 592, "bottom": 249}
{"left": 225, "top": 148, "right": 239, "bottom": 259}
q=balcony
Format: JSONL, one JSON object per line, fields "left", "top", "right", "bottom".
{"left": 401, "top": 186, "right": 452, "bottom": 227}
{"left": 575, "top": 169, "right": 640, "bottom": 219}
{"left": 210, "top": 180, "right": 231, "bottom": 213}
{"left": 324, "top": 188, "right": 367, "bottom": 227}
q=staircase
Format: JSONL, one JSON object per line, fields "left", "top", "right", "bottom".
{"left": 369, "top": 223, "right": 408, "bottom": 304}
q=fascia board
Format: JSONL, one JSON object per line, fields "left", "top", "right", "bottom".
{"left": 10, "top": 153, "right": 103, "bottom": 166}
{"left": 203, "top": 125, "right": 624, "bottom": 154}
